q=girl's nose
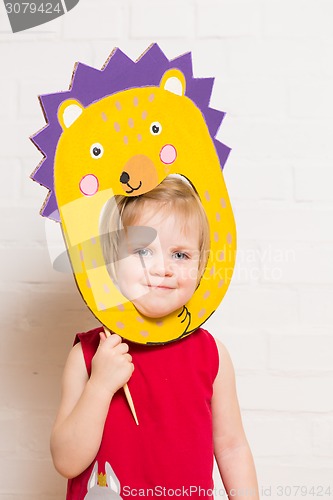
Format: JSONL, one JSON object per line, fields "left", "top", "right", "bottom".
{"left": 149, "top": 256, "right": 173, "bottom": 277}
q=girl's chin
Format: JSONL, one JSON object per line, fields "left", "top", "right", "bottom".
{"left": 133, "top": 302, "right": 179, "bottom": 320}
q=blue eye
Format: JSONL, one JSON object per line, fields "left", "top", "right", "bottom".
{"left": 135, "top": 248, "right": 151, "bottom": 258}
{"left": 173, "top": 252, "right": 188, "bottom": 260}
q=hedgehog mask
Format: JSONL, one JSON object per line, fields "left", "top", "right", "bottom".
{"left": 31, "top": 44, "right": 236, "bottom": 345}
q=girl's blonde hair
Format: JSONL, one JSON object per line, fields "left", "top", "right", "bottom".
{"left": 100, "top": 176, "right": 210, "bottom": 283}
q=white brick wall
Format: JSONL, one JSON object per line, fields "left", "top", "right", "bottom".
{"left": 1, "top": 0, "right": 332, "bottom": 497}
{"left": 197, "top": 0, "right": 262, "bottom": 38}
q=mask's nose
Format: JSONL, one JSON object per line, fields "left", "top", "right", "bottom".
{"left": 120, "top": 171, "right": 130, "bottom": 184}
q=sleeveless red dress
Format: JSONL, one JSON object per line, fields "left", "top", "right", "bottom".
{"left": 66, "top": 327, "right": 219, "bottom": 499}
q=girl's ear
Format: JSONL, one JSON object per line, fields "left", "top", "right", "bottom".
{"left": 160, "top": 69, "right": 186, "bottom": 96}
{"left": 58, "top": 99, "right": 84, "bottom": 130}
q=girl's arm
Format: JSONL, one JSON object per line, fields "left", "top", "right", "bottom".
{"left": 212, "top": 340, "right": 259, "bottom": 500}
{"left": 50, "top": 333, "right": 134, "bottom": 479}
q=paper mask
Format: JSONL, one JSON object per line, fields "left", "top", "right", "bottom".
{"left": 31, "top": 44, "right": 236, "bottom": 344}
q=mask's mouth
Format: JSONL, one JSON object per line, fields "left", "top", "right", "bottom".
{"left": 123, "top": 180, "right": 142, "bottom": 194}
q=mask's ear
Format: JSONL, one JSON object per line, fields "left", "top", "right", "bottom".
{"left": 160, "top": 69, "right": 186, "bottom": 96}
{"left": 58, "top": 99, "right": 84, "bottom": 130}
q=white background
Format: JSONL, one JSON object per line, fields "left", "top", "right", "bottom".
{"left": 0, "top": 0, "right": 333, "bottom": 498}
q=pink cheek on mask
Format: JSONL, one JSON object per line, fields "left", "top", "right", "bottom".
{"left": 79, "top": 174, "right": 99, "bottom": 196}
{"left": 160, "top": 144, "right": 177, "bottom": 165}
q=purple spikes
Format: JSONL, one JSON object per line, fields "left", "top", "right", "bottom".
{"left": 186, "top": 78, "right": 214, "bottom": 108}
{"left": 214, "top": 139, "right": 231, "bottom": 169}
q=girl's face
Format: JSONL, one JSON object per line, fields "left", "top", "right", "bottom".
{"left": 115, "top": 206, "right": 200, "bottom": 319}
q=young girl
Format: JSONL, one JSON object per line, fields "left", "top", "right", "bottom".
{"left": 51, "top": 177, "right": 259, "bottom": 499}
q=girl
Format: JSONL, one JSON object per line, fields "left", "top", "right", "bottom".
{"left": 51, "top": 177, "right": 259, "bottom": 499}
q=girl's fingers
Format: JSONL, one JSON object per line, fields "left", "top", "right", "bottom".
{"left": 101, "top": 333, "right": 122, "bottom": 348}
{"left": 99, "top": 331, "right": 107, "bottom": 343}
{"left": 114, "top": 342, "right": 129, "bottom": 355}
{"left": 99, "top": 332, "right": 129, "bottom": 357}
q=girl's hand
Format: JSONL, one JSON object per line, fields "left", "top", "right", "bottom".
{"left": 89, "top": 332, "right": 134, "bottom": 398}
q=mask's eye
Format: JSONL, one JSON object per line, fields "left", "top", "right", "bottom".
{"left": 150, "top": 122, "right": 162, "bottom": 135}
{"left": 90, "top": 143, "right": 104, "bottom": 159}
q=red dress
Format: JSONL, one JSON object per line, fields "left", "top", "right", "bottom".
{"left": 66, "top": 327, "right": 219, "bottom": 499}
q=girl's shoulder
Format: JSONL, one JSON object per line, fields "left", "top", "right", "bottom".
{"left": 196, "top": 327, "right": 220, "bottom": 379}
{"left": 73, "top": 326, "right": 104, "bottom": 376}
{"left": 73, "top": 325, "right": 104, "bottom": 346}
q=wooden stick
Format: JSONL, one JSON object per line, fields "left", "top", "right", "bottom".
{"left": 123, "top": 384, "right": 139, "bottom": 426}
{"left": 103, "top": 327, "right": 139, "bottom": 426}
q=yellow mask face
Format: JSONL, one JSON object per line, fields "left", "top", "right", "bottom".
{"left": 32, "top": 45, "right": 236, "bottom": 344}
